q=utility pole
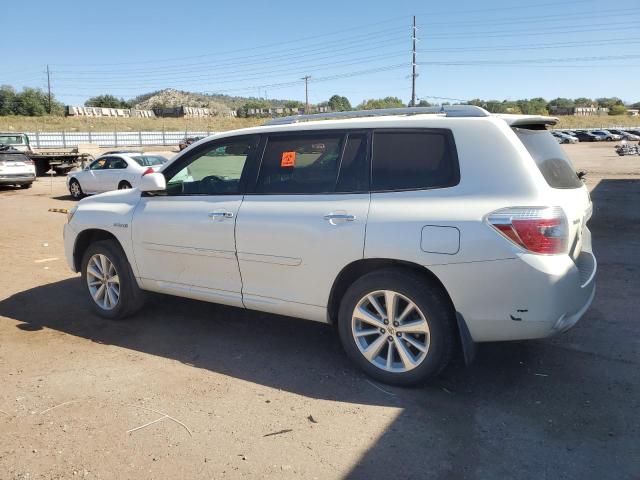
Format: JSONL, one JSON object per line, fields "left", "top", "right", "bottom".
{"left": 46, "top": 65, "right": 52, "bottom": 114}
{"left": 411, "top": 16, "right": 417, "bottom": 107}
{"left": 301, "top": 75, "right": 311, "bottom": 113}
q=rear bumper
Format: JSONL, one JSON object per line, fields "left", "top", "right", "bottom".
{"left": 430, "top": 248, "right": 597, "bottom": 342}
{"left": 0, "top": 173, "right": 35, "bottom": 184}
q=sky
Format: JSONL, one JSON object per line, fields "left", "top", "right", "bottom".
{"left": 2, "top": 0, "right": 639, "bottom": 107}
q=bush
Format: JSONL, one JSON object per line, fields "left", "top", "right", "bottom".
{"left": 85, "top": 95, "right": 131, "bottom": 109}
{"left": 0, "top": 85, "right": 63, "bottom": 116}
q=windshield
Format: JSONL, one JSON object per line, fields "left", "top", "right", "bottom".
{"left": 514, "top": 127, "right": 583, "bottom": 189}
{"left": 132, "top": 155, "right": 167, "bottom": 167}
{"left": 0, "top": 135, "right": 26, "bottom": 145}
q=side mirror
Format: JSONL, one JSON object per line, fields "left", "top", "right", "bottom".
{"left": 139, "top": 172, "right": 166, "bottom": 192}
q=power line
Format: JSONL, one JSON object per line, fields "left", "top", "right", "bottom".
{"left": 49, "top": 51, "right": 410, "bottom": 90}
{"left": 411, "top": 15, "right": 417, "bottom": 107}
{"left": 417, "top": 21, "right": 640, "bottom": 39}
{"left": 50, "top": 20, "right": 411, "bottom": 68}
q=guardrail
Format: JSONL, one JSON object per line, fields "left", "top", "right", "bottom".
{"left": 25, "top": 131, "right": 215, "bottom": 149}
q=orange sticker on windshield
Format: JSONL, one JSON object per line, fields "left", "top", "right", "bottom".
{"left": 281, "top": 151, "right": 296, "bottom": 167}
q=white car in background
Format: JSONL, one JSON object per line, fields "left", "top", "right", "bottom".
{"left": 67, "top": 152, "right": 168, "bottom": 199}
{"left": 0, "top": 150, "right": 36, "bottom": 188}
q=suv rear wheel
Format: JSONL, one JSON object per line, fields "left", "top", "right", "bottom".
{"left": 81, "top": 239, "right": 145, "bottom": 319}
{"left": 338, "top": 269, "right": 455, "bottom": 386}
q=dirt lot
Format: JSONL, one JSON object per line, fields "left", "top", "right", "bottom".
{"left": 0, "top": 142, "right": 638, "bottom": 479}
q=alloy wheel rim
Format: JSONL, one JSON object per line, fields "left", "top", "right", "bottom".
{"left": 70, "top": 182, "right": 80, "bottom": 196}
{"left": 351, "top": 290, "right": 430, "bottom": 373}
{"left": 86, "top": 254, "right": 120, "bottom": 310}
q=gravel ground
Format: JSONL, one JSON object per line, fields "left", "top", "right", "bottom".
{"left": 0, "top": 142, "right": 638, "bottom": 479}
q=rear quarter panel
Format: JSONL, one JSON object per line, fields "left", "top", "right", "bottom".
{"left": 364, "top": 118, "right": 544, "bottom": 266}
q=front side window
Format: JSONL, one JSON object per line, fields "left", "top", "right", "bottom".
{"left": 371, "top": 130, "right": 459, "bottom": 191}
{"left": 256, "top": 133, "right": 344, "bottom": 194}
{"left": 90, "top": 158, "right": 108, "bottom": 170}
{"left": 165, "top": 138, "right": 255, "bottom": 195}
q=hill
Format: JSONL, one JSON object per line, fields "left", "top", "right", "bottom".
{"left": 130, "top": 88, "right": 293, "bottom": 112}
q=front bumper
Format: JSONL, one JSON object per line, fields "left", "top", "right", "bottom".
{"left": 63, "top": 222, "right": 79, "bottom": 272}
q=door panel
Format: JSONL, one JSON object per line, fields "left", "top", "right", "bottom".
{"left": 130, "top": 136, "right": 259, "bottom": 308}
{"left": 236, "top": 194, "right": 369, "bottom": 319}
{"left": 236, "top": 131, "right": 370, "bottom": 321}
{"left": 132, "top": 195, "right": 244, "bottom": 306}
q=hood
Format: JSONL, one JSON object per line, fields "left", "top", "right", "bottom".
{"left": 78, "top": 186, "right": 142, "bottom": 206}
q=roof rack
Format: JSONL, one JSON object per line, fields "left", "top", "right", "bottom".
{"left": 265, "top": 105, "right": 490, "bottom": 125}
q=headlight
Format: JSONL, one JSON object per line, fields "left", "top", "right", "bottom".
{"left": 67, "top": 206, "right": 78, "bottom": 223}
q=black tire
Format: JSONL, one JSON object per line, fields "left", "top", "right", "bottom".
{"left": 20, "top": 183, "right": 32, "bottom": 189}
{"left": 80, "top": 239, "right": 145, "bottom": 320}
{"left": 118, "top": 181, "right": 132, "bottom": 190}
{"left": 69, "top": 179, "right": 84, "bottom": 199}
{"left": 337, "top": 268, "right": 455, "bottom": 386}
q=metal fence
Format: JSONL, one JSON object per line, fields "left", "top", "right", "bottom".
{"left": 25, "top": 131, "right": 215, "bottom": 149}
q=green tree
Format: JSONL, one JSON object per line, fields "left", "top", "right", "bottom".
{"left": 417, "top": 99, "right": 432, "bottom": 107}
{"left": 609, "top": 104, "right": 628, "bottom": 116}
{"left": 85, "top": 94, "right": 130, "bottom": 109}
{"left": 236, "top": 99, "right": 271, "bottom": 117}
{"left": 548, "top": 97, "right": 574, "bottom": 109}
{"left": 595, "top": 97, "right": 624, "bottom": 109}
{"left": 573, "top": 97, "right": 594, "bottom": 107}
{"left": 357, "top": 97, "right": 404, "bottom": 110}
{"left": 11, "top": 88, "right": 53, "bottom": 116}
{"left": 327, "top": 95, "right": 352, "bottom": 111}
{"left": 0, "top": 85, "right": 16, "bottom": 115}
{"left": 517, "top": 98, "right": 548, "bottom": 115}
{"left": 284, "top": 100, "right": 304, "bottom": 109}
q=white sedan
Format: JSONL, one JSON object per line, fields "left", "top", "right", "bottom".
{"left": 67, "top": 152, "right": 168, "bottom": 199}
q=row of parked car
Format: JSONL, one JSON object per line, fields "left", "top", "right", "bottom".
{"left": 551, "top": 128, "right": 640, "bottom": 144}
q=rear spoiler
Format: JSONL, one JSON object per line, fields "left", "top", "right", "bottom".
{"left": 494, "top": 114, "right": 558, "bottom": 127}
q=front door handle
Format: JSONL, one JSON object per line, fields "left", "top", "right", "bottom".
{"left": 323, "top": 212, "right": 356, "bottom": 225}
{"left": 208, "top": 211, "right": 234, "bottom": 221}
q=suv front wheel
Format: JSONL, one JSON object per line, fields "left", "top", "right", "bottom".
{"left": 338, "top": 269, "right": 455, "bottom": 386}
{"left": 81, "top": 239, "right": 145, "bottom": 319}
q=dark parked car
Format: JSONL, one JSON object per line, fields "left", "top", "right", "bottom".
{"left": 572, "top": 131, "right": 602, "bottom": 142}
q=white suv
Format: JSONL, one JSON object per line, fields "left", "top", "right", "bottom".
{"left": 63, "top": 106, "right": 596, "bottom": 385}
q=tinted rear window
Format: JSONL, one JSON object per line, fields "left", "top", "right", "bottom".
{"left": 132, "top": 155, "right": 166, "bottom": 167}
{"left": 371, "top": 130, "right": 458, "bottom": 191}
{"left": 514, "top": 128, "right": 582, "bottom": 189}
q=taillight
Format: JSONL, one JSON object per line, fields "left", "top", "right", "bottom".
{"left": 24, "top": 159, "right": 34, "bottom": 165}
{"left": 142, "top": 167, "right": 154, "bottom": 176}
{"left": 487, "top": 207, "right": 569, "bottom": 254}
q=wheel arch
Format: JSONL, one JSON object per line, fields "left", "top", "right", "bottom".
{"left": 73, "top": 229, "right": 122, "bottom": 272}
{"left": 327, "top": 258, "right": 476, "bottom": 363}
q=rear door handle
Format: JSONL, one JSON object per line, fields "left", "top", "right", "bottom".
{"left": 208, "top": 211, "right": 234, "bottom": 220}
{"left": 323, "top": 212, "right": 356, "bottom": 225}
